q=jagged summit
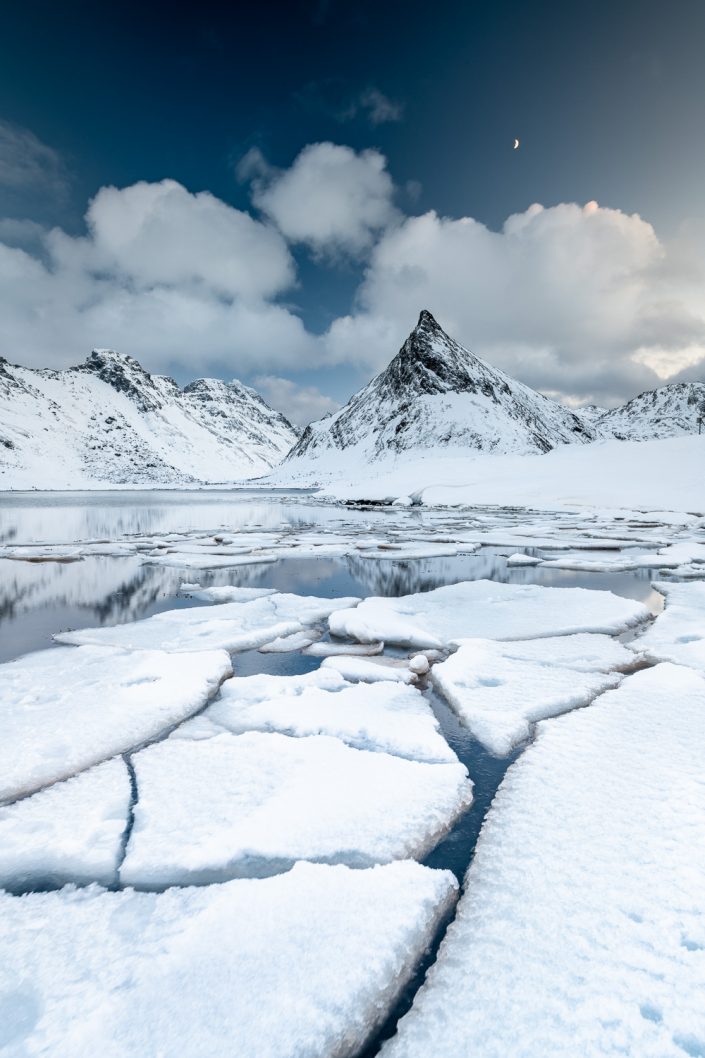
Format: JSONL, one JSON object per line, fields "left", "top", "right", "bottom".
{"left": 286, "top": 311, "right": 594, "bottom": 469}
{"left": 0, "top": 350, "right": 298, "bottom": 488}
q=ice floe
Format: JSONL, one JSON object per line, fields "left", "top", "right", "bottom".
{"left": 329, "top": 581, "right": 649, "bottom": 649}
{"left": 432, "top": 637, "right": 625, "bottom": 754}
{"left": 0, "top": 860, "right": 457, "bottom": 1058}
{"left": 0, "top": 645, "right": 231, "bottom": 801}
{"left": 632, "top": 581, "right": 705, "bottom": 672}
{"left": 173, "top": 667, "right": 455, "bottom": 763}
{"left": 320, "top": 655, "right": 418, "bottom": 684}
{"left": 382, "top": 664, "right": 705, "bottom": 1058}
{"left": 55, "top": 592, "right": 360, "bottom": 654}
{"left": 303, "top": 639, "right": 385, "bottom": 657}
{"left": 0, "top": 759, "right": 131, "bottom": 891}
{"left": 122, "top": 732, "right": 471, "bottom": 886}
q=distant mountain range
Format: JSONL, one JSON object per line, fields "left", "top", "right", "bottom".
{"left": 1, "top": 313, "right": 703, "bottom": 490}
{"left": 0, "top": 350, "right": 297, "bottom": 489}
{"left": 585, "top": 382, "right": 705, "bottom": 440}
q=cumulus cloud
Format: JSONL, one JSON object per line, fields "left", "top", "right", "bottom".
{"left": 324, "top": 201, "right": 705, "bottom": 403}
{"left": 246, "top": 143, "right": 398, "bottom": 256}
{"left": 0, "top": 179, "right": 319, "bottom": 374}
{"left": 0, "top": 119, "right": 69, "bottom": 196}
{"left": 252, "top": 375, "right": 339, "bottom": 426}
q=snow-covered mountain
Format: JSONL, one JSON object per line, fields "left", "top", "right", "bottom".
{"left": 0, "top": 350, "right": 297, "bottom": 489}
{"left": 282, "top": 311, "right": 595, "bottom": 478}
{"left": 591, "top": 382, "right": 705, "bottom": 440}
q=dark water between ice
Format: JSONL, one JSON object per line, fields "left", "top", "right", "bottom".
{"left": 0, "top": 490, "right": 674, "bottom": 1056}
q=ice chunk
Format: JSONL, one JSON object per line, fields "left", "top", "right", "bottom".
{"left": 478, "top": 631, "right": 637, "bottom": 672}
{"left": 55, "top": 593, "right": 360, "bottom": 654}
{"left": 633, "top": 581, "right": 705, "bottom": 672}
{"left": 173, "top": 667, "right": 455, "bottom": 763}
{"left": 409, "top": 654, "right": 430, "bottom": 675}
{"left": 0, "top": 645, "right": 231, "bottom": 801}
{"left": 0, "top": 861, "right": 457, "bottom": 1058}
{"left": 329, "top": 581, "right": 649, "bottom": 649}
{"left": 0, "top": 759, "right": 131, "bottom": 891}
{"left": 122, "top": 732, "right": 471, "bottom": 886}
{"left": 182, "top": 585, "right": 278, "bottom": 602}
{"left": 304, "top": 640, "right": 385, "bottom": 657}
{"left": 259, "top": 629, "right": 323, "bottom": 653}
{"left": 505, "top": 552, "right": 540, "bottom": 566}
{"left": 382, "top": 664, "right": 705, "bottom": 1058}
{"left": 144, "top": 551, "right": 278, "bottom": 569}
{"left": 432, "top": 638, "right": 622, "bottom": 754}
{"left": 321, "top": 655, "right": 418, "bottom": 684}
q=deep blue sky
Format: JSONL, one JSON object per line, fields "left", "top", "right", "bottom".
{"left": 1, "top": 0, "right": 705, "bottom": 413}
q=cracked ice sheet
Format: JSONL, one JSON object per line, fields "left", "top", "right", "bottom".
{"left": 632, "top": 581, "right": 705, "bottom": 672}
{"left": 381, "top": 664, "right": 705, "bottom": 1058}
{"left": 0, "top": 645, "right": 231, "bottom": 802}
{"left": 432, "top": 636, "right": 629, "bottom": 755}
{"left": 329, "top": 581, "right": 650, "bottom": 649}
{"left": 121, "top": 732, "right": 471, "bottom": 887}
{"left": 0, "top": 860, "right": 457, "bottom": 1058}
{"left": 0, "top": 759, "right": 131, "bottom": 891}
{"left": 54, "top": 593, "right": 360, "bottom": 654}
{"left": 172, "top": 667, "right": 455, "bottom": 763}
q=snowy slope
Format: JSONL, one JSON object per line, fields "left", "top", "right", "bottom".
{"left": 280, "top": 311, "right": 594, "bottom": 481}
{"left": 0, "top": 350, "right": 297, "bottom": 489}
{"left": 594, "top": 381, "right": 705, "bottom": 440}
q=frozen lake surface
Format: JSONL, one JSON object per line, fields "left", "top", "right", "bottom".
{"left": 1, "top": 489, "right": 703, "bottom": 1057}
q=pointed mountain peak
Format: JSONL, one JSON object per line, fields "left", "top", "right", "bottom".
{"left": 415, "top": 309, "right": 442, "bottom": 333}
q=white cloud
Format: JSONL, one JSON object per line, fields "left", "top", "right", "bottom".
{"left": 248, "top": 143, "right": 397, "bottom": 256}
{"left": 0, "top": 180, "right": 319, "bottom": 374}
{"left": 324, "top": 201, "right": 705, "bottom": 403}
{"left": 252, "top": 375, "right": 339, "bottom": 426}
{"left": 0, "top": 120, "right": 68, "bottom": 196}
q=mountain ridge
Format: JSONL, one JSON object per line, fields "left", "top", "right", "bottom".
{"left": 0, "top": 350, "right": 297, "bottom": 489}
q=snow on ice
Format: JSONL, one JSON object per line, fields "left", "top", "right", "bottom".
{"left": 329, "top": 581, "right": 649, "bottom": 649}
{"left": 55, "top": 592, "right": 360, "bottom": 654}
{"left": 382, "top": 664, "right": 705, "bottom": 1058}
{"left": 0, "top": 645, "right": 231, "bottom": 801}
{"left": 121, "top": 732, "right": 471, "bottom": 887}
{"left": 633, "top": 581, "right": 705, "bottom": 672}
{"left": 0, "top": 759, "right": 131, "bottom": 891}
{"left": 0, "top": 861, "right": 457, "bottom": 1058}
{"left": 173, "top": 667, "right": 455, "bottom": 763}
{"left": 431, "top": 636, "right": 626, "bottom": 754}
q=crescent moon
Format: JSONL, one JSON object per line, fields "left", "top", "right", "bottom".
{"left": 513, "top": 138, "right": 520, "bottom": 150}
